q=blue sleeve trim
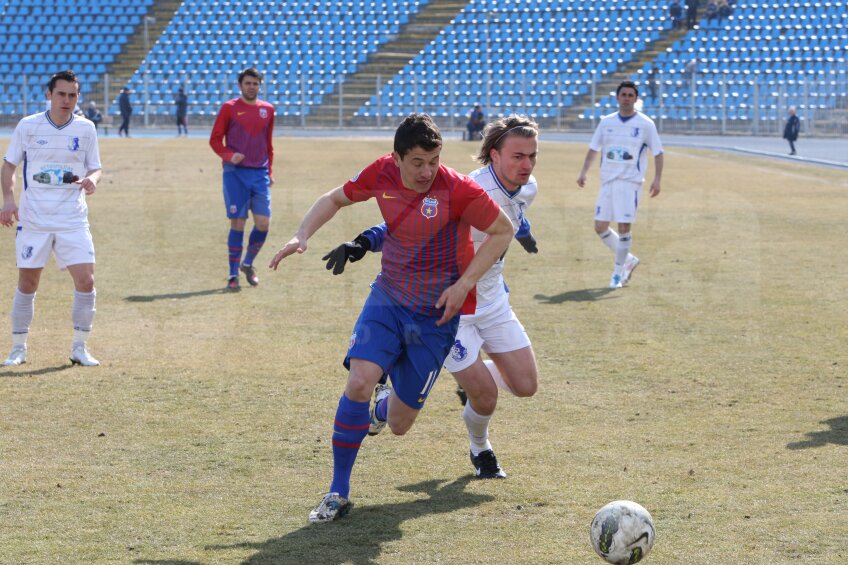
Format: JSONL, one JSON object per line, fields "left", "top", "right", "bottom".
{"left": 361, "top": 222, "right": 387, "bottom": 252}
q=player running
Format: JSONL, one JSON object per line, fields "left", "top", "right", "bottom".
{"left": 577, "top": 80, "right": 663, "bottom": 288}
{"left": 1, "top": 70, "right": 102, "bottom": 366}
{"left": 324, "top": 115, "right": 542, "bottom": 479}
{"left": 209, "top": 68, "right": 275, "bottom": 291}
{"left": 269, "top": 114, "right": 513, "bottom": 522}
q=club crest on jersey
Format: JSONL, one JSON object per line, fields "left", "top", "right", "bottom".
{"left": 259, "top": 108, "right": 268, "bottom": 119}
{"left": 21, "top": 246, "right": 33, "bottom": 260}
{"left": 450, "top": 339, "right": 467, "bottom": 362}
{"left": 67, "top": 137, "right": 80, "bottom": 151}
{"left": 421, "top": 196, "right": 438, "bottom": 219}
{"left": 631, "top": 127, "right": 640, "bottom": 137}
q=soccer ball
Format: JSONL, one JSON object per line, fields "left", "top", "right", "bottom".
{"left": 589, "top": 500, "right": 656, "bottom": 565}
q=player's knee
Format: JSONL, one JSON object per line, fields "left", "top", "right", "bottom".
{"left": 387, "top": 419, "right": 412, "bottom": 436}
{"left": 511, "top": 377, "right": 538, "bottom": 398}
{"left": 468, "top": 392, "right": 497, "bottom": 415}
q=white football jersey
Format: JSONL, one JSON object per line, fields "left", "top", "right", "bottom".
{"left": 589, "top": 111, "right": 663, "bottom": 184}
{"left": 468, "top": 164, "right": 538, "bottom": 308}
{"left": 4, "top": 111, "right": 101, "bottom": 231}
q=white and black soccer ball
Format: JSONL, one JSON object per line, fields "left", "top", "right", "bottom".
{"left": 590, "top": 500, "right": 656, "bottom": 565}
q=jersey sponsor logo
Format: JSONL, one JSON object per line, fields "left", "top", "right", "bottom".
{"left": 259, "top": 108, "right": 268, "bottom": 119}
{"left": 421, "top": 196, "right": 438, "bottom": 219}
{"left": 67, "top": 137, "right": 80, "bottom": 151}
{"left": 381, "top": 192, "right": 397, "bottom": 199}
{"left": 450, "top": 339, "right": 468, "bottom": 362}
{"left": 21, "top": 246, "right": 33, "bottom": 260}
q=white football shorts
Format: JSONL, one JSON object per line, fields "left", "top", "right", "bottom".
{"left": 444, "top": 293, "right": 531, "bottom": 373}
{"left": 15, "top": 227, "right": 95, "bottom": 269}
{"left": 594, "top": 179, "right": 642, "bottom": 224}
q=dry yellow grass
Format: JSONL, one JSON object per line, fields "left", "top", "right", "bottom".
{"left": 0, "top": 135, "right": 846, "bottom": 564}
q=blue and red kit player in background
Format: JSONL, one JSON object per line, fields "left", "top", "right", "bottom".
{"left": 209, "top": 67, "right": 274, "bottom": 291}
{"left": 269, "top": 114, "right": 514, "bottom": 523}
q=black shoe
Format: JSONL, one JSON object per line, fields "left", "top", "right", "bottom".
{"left": 470, "top": 449, "right": 507, "bottom": 479}
{"left": 226, "top": 276, "right": 240, "bottom": 292}
{"left": 456, "top": 385, "right": 467, "bottom": 406}
{"left": 240, "top": 264, "right": 259, "bottom": 286}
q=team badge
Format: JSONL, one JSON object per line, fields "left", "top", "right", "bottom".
{"left": 21, "top": 246, "right": 33, "bottom": 260}
{"left": 421, "top": 196, "right": 438, "bottom": 219}
{"left": 67, "top": 137, "right": 80, "bottom": 151}
{"left": 349, "top": 331, "right": 357, "bottom": 349}
{"left": 631, "top": 127, "right": 640, "bottom": 137}
{"left": 259, "top": 108, "right": 268, "bottom": 119}
{"left": 450, "top": 339, "right": 467, "bottom": 362}
{"left": 229, "top": 205, "right": 237, "bottom": 214}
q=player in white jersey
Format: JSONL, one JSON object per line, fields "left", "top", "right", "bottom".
{"left": 322, "top": 116, "right": 542, "bottom": 478}
{"left": 577, "top": 80, "right": 664, "bottom": 289}
{"left": 0, "top": 70, "right": 102, "bottom": 366}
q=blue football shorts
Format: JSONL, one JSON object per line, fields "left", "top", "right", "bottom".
{"left": 344, "top": 285, "right": 460, "bottom": 410}
{"left": 222, "top": 165, "right": 271, "bottom": 219}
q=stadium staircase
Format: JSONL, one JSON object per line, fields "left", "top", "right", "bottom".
{"left": 307, "top": 0, "right": 469, "bottom": 127}
{"left": 566, "top": 25, "right": 689, "bottom": 126}
{"left": 88, "top": 0, "right": 183, "bottom": 106}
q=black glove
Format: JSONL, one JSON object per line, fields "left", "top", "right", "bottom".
{"left": 322, "top": 234, "right": 371, "bottom": 275}
{"left": 515, "top": 233, "right": 538, "bottom": 254}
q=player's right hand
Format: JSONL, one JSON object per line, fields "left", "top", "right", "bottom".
{"left": 0, "top": 203, "right": 18, "bottom": 227}
{"left": 576, "top": 173, "right": 587, "bottom": 188}
{"left": 321, "top": 235, "right": 371, "bottom": 275}
{"left": 268, "top": 236, "right": 306, "bottom": 270}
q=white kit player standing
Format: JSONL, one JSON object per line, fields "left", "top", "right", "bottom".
{"left": 0, "top": 70, "right": 103, "bottom": 366}
{"left": 577, "top": 80, "right": 664, "bottom": 288}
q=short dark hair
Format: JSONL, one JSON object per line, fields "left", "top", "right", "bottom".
{"left": 616, "top": 80, "right": 639, "bottom": 97}
{"left": 47, "top": 70, "right": 79, "bottom": 93}
{"left": 393, "top": 113, "right": 442, "bottom": 158}
{"left": 238, "top": 68, "right": 263, "bottom": 84}
{"left": 476, "top": 115, "right": 539, "bottom": 165}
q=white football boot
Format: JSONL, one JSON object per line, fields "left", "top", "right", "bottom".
{"left": 3, "top": 345, "right": 27, "bottom": 366}
{"left": 70, "top": 345, "right": 100, "bottom": 366}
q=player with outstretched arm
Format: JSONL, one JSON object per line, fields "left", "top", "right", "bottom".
{"left": 269, "top": 114, "right": 514, "bottom": 523}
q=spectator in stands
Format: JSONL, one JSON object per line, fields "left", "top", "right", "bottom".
{"left": 175, "top": 87, "right": 188, "bottom": 136}
{"left": 717, "top": 0, "right": 732, "bottom": 23}
{"left": 783, "top": 106, "right": 800, "bottom": 155}
{"left": 647, "top": 66, "right": 658, "bottom": 100}
{"left": 684, "top": 58, "right": 698, "bottom": 89}
{"left": 466, "top": 104, "right": 485, "bottom": 141}
{"left": 669, "top": 0, "right": 683, "bottom": 29}
{"left": 118, "top": 87, "right": 132, "bottom": 137}
{"left": 686, "top": 0, "right": 698, "bottom": 29}
{"left": 705, "top": 1, "right": 719, "bottom": 26}
{"left": 85, "top": 101, "right": 102, "bottom": 131}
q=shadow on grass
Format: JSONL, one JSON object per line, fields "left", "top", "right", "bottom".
{"left": 786, "top": 415, "right": 848, "bottom": 449}
{"left": 0, "top": 363, "right": 73, "bottom": 378}
{"left": 124, "top": 288, "right": 232, "bottom": 302}
{"left": 136, "top": 476, "right": 492, "bottom": 565}
{"left": 534, "top": 287, "right": 618, "bottom": 304}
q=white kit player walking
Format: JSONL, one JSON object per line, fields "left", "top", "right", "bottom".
{"left": 0, "top": 70, "right": 103, "bottom": 366}
{"left": 577, "top": 80, "right": 663, "bottom": 288}
{"left": 323, "top": 116, "right": 542, "bottom": 479}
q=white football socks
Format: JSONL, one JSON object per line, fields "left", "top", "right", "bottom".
{"left": 72, "top": 289, "right": 96, "bottom": 347}
{"left": 615, "top": 233, "right": 632, "bottom": 276}
{"left": 598, "top": 227, "right": 619, "bottom": 252}
{"left": 463, "top": 401, "right": 493, "bottom": 456}
{"left": 11, "top": 288, "right": 35, "bottom": 346}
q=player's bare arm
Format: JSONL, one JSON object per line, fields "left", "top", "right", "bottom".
{"left": 0, "top": 160, "right": 19, "bottom": 227}
{"left": 75, "top": 169, "right": 102, "bottom": 195}
{"left": 649, "top": 153, "right": 664, "bottom": 197}
{"left": 577, "top": 149, "right": 598, "bottom": 188}
{"left": 268, "top": 186, "right": 353, "bottom": 270}
{"left": 435, "top": 208, "right": 513, "bottom": 326}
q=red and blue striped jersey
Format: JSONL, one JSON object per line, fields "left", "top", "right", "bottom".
{"left": 343, "top": 154, "right": 501, "bottom": 317}
{"left": 209, "top": 98, "right": 275, "bottom": 176}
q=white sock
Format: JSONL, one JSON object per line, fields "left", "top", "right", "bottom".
{"left": 11, "top": 288, "right": 35, "bottom": 347}
{"left": 484, "top": 359, "right": 514, "bottom": 395}
{"left": 598, "top": 228, "right": 619, "bottom": 253}
{"left": 463, "top": 401, "right": 493, "bottom": 456}
{"left": 72, "top": 289, "right": 96, "bottom": 347}
{"left": 615, "top": 233, "right": 632, "bottom": 275}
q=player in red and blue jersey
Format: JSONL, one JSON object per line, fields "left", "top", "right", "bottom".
{"left": 268, "top": 114, "right": 514, "bottom": 523}
{"left": 209, "top": 68, "right": 274, "bottom": 291}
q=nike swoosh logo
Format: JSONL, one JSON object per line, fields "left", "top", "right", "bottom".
{"left": 237, "top": 111, "right": 246, "bottom": 116}
{"left": 382, "top": 193, "right": 397, "bottom": 199}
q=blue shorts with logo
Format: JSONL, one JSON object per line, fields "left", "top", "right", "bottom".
{"left": 344, "top": 285, "right": 460, "bottom": 410}
{"left": 222, "top": 164, "right": 271, "bottom": 219}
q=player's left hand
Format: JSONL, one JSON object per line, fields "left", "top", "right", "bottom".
{"left": 75, "top": 177, "right": 97, "bottom": 195}
{"left": 269, "top": 236, "right": 306, "bottom": 270}
{"left": 435, "top": 279, "right": 472, "bottom": 326}
{"left": 516, "top": 233, "right": 538, "bottom": 253}
{"left": 649, "top": 179, "right": 661, "bottom": 197}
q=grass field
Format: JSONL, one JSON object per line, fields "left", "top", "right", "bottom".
{"left": 0, "top": 135, "right": 846, "bottom": 564}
